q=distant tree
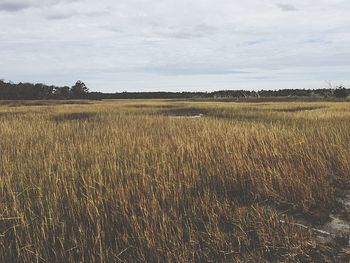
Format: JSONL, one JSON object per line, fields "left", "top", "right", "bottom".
{"left": 71, "top": 80, "right": 89, "bottom": 98}
{"left": 54, "top": 86, "right": 71, "bottom": 99}
{"left": 334, "top": 86, "right": 349, "bottom": 98}
{"left": 1, "top": 78, "right": 349, "bottom": 100}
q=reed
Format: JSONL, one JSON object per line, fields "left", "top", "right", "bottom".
{"left": 0, "top": 100, "right": 349, "bottom": 262}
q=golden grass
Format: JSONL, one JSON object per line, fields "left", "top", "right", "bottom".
{"left": 0, "top": 100, "right": 349, "bottom": 262}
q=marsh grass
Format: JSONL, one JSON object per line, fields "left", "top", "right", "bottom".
{"left": 161, "top": 107, "right": 208, "bottom": 116}
{"left": 274, "top": 106, "right": 326, "bottom": 112}
{"left": 0, "top": 100, "right": 349, "bottom": 262}
{"left": 0, "top": 100, "right": 92, "bottom": 107}
{"left": 52, "top": 112, "right": 99, "bottom": 122}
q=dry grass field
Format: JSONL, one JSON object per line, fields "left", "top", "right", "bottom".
{"left": 0, "top": 100, "right": 349, "bottom": 262}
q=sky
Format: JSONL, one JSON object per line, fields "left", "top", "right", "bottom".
{"left": 0, "top": 0, "right": 350, "bottom": 92}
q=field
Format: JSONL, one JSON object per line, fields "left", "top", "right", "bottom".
{"left": 0, "top": 100, "right": 349, "bottom": 262}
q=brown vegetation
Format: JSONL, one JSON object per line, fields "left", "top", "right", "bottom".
{"left": 0, "top": 100, "right": 349, "bottom": 262}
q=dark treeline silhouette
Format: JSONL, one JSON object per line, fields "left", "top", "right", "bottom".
{"left": 0, "top": 79, "right": 349, "bottom": 100}
{"left": 0, "top": 80, "right": 89, "bottom": 100}
{"left": 88, "top": 86, "right": 350, "bottom": 100}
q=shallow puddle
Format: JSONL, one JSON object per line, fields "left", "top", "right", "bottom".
{"left": 169, "top": 114, "right": 204, "bottom": 119}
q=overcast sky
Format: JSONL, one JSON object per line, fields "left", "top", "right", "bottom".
{"left": 0, "top": 0, "right": 350, "bottom": 92}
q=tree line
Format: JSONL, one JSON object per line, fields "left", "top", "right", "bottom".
{"left": 0, "top": 79, "right": 349, "bottom": 100}
{"left": 0, "top": 80, "right": 89, "bottom": 100}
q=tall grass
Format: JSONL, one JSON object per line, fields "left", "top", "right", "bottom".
{"left": 0, "top": 100, "right": 349, "bottom": 262}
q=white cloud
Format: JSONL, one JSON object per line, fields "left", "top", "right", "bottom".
{"left": 0, "top": 0, "right": 350, "bottom": 91}
{"left": 0, "top": 0, "right": 79, "bottom": 12}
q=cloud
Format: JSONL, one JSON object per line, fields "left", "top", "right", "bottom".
{"left": 0, "top": 0, "right": 78, "bottom": 12}
{"left": 44, "top": 8, "right": 76, "bottom": 20}
{"left": 276, "top": 3, "right": 298, "bottom": 12}
{"left": 141, "top": 65, "right": 251, "bottom": 76}
{"left": 0, "top": 1, "right": 32, "bottom": 12}
{"left": 0, "top": 0, "right": 350, "bottom": 92}
{"left": 156, "top": 24, "right": 217, "bottom": 39}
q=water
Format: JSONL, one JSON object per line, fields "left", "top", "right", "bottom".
{"left": 169, "top": 114, "right": 204, "bottom": 119}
